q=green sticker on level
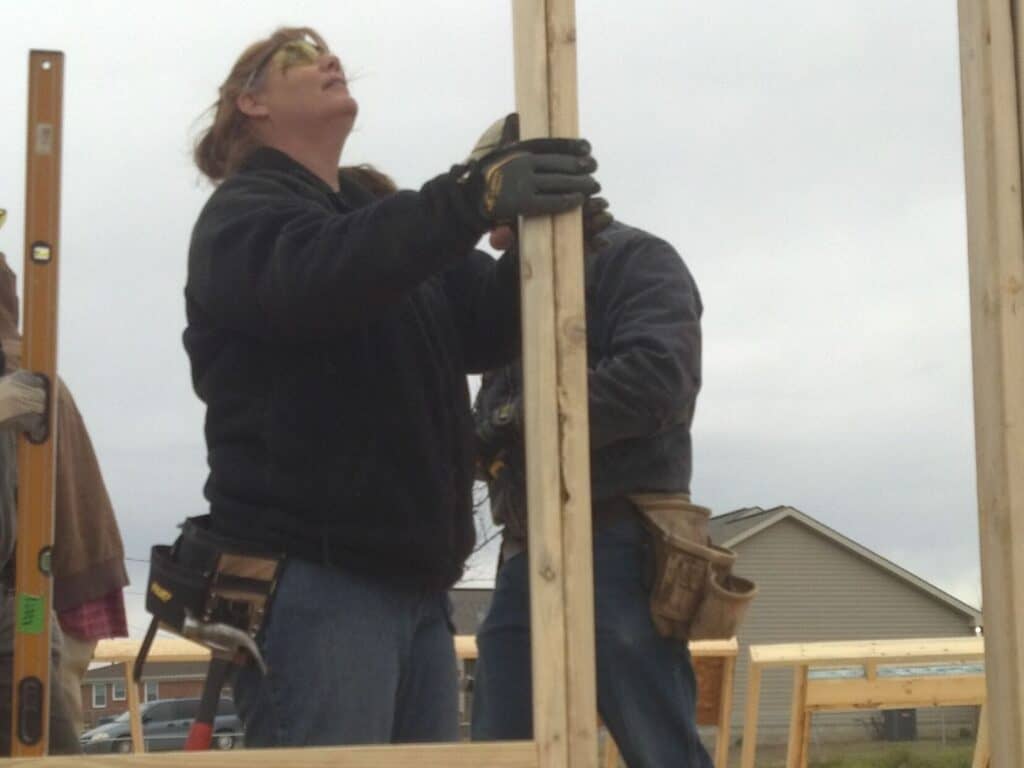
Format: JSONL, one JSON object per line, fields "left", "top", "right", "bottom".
{"left": 16, "top": 593, "right": 45, "bottom": 634}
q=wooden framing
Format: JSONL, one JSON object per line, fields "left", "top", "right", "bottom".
{"left": 512, "top": 2, "right": 597, "bottom": 768}
{"left": 739, "top": 637, "right": 989, "bottom": 768}
{"left": 3, "top": 0, "right": 1020, "bottom": 763}
{"left": 85, "top": 636, "right": 738, "bottom": 764}
{"left": 0, "top": 743, "right": 539, "bottom": 767}
{"left": 10, "top": 50, "right": 64, "bottom": 758}
{"left": 957, "top": 1, "right": 1024, "bottom": 765}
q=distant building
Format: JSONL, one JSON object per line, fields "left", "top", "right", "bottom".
{"left": 81, "top": 661, "right": 216, "bottom": 730}
{"left": 711, "top": 505, "right": 981, "bottom": 744}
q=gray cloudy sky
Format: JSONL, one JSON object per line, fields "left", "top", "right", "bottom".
{"left": 0, "top": 1, "right": 979, "bottom": 637}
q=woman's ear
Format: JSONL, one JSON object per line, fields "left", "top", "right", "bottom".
{"left": 237, "top": 91, "right": 270, "bottom": 119}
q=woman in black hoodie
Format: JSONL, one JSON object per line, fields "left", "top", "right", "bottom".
{"left": 184, "top": 26, "right": 598, "bottom": 747}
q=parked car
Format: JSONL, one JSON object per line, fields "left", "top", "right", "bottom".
{"left": 80, "top": 697, "right": 242, "bottom": 753}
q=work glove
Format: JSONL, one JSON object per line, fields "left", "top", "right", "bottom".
{"left": 475, "top": 396, "right": 524, "bottom": 481}
{"left": 468, "top": 114, "right": 614, "bottom": 251}
{"left": 0, "top": 370, "right": 46, "bottom": 434}
{"left": 582, "top": 196, "right": 613, "bottom": 253}
{"left": 458, "top": 138, "right": 598, "bottom": 224}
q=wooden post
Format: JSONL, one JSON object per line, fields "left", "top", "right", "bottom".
{"left": 785, "top": 666, "right": 810, "bottom": 768}
{"left": 958, "top": 1, "right": 1024, "bottom": 765}
{"left": 10, "top": 50, "right": 63, "bottom": 758}
{"left": 601, "top": 734, "right": 619, "bottom": 768}
{"left": 740, "top": 662, "right": 763, "bottom": 768}
{"left": 512, "top": 2, "right": 597, "bottom": 768}
{"left": 714, "top": 655, "right": 736, "bottom": 768}
{"left": 973, "top": 704, "right": 991, "bottom": 768}
{"left": 124, "top": 669, "right": 144, "bottom": 754}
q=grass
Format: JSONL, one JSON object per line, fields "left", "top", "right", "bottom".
{"left": 725, "top": 740, "right": 977, "bottom": 768}
{"left": 810, "top": 745, "right": 974, "bottom": 768}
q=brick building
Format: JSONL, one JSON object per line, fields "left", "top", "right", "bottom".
{"left": 81, "top": 661, "right": 217, "bottom": 730}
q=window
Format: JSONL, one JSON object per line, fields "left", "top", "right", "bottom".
{"left": 143, "top": 702, "right": 173, "bottom": 723}
{"left": 144, "top": 681, "right": 159, "bottom": 703}
{"left": 111, "top": 681, "right": 126, "bottom": 701}
{"left": 91, "top": 684, "right": 107, "bottom": 709}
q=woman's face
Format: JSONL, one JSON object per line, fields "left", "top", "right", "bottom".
{"left": 241, "top": 37, "right": 358, "bottom": 141}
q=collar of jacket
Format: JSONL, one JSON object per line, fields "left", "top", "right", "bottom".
{"left": 240, "top": 146, "right": 378, "bottom": 209}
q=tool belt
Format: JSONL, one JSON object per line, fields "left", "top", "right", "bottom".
{"left": 134, "top": 515, "right": 283, "bottom": 682}
{"left": 632, "top": 494, "right": 757, "bottom": 642}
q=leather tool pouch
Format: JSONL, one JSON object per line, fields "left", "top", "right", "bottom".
{"left": 631, "top": 494, "right": 757, "bottom": 641}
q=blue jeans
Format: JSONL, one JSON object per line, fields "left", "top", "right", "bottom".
{"left": 234, "top": 558, "right": 458, "bottom": 747}
{"left": 471, "top": 516, "right": 713, "bottom": 768}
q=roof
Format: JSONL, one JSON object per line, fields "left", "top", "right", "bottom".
{"left": 85, "top": 661, "right": 209, "bottom": 683}
{"left": 708, "top": 506, "right": 780, "bottom": 543}
{"left": 710, "top": 505, "right": 982, "bottom": 625}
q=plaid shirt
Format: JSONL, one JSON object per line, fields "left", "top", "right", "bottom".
{"left": 57, "top": 588, "right": 127, "bottom": 642}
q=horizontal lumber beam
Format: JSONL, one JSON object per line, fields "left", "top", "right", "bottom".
{"left": 805, "top": 675, "right": 987, "bottom": 711}
{"left": 0, "top": 741, "right": 538, "bottom": 768}
{"left": 749, "top": 637, "right": 984, "bottom": 668}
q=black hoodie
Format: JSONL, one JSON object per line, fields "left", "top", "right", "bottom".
{"left": 184, "top": 148, "right": 519, "bottom": 590}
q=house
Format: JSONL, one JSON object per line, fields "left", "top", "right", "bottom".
{"left": 449, "top": 505, "right": 983, "bottom": 746}
{"left": 81, "top": 661, "right": 216, "bottom": 730}
{"left": 709, "top": 505, "right": 982, "bottom": 745}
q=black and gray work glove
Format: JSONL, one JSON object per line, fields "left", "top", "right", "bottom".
{"left": 582, "top": 196, "right": 614, "bottom": 253}
{"left": 0, "top": 370, "right": 46, "bottom": 434}
{"left": 465, "top": 114, "right": 613, "bottom": 250}
{"left": 457, "top": 138, "right": 599, "bottom": 225}
{"left": 474, "top": 396, "right": 524, "bottom": 482}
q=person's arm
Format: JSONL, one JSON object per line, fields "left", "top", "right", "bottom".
{"left": 443, "top": 247, "right": 520, "bottom": 373}
{"left": 187, "top": 138, "right": 597, "bottom": 341}
{"left": 187, "top": 172, "right": 488, "bottom": 340}
{"left": 587, "top": 235, "right": 701, "bottom": 450}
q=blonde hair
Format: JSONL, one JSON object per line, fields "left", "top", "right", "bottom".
{"left": 193, "top": 27, "right": 329, "bottom": 183}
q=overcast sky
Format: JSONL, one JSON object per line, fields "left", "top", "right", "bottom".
{"left": 0, "top": 1, "right": 979, "bottom": 637}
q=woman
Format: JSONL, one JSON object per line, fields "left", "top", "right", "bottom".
{"left": 184, "top": 27, "right": 598, "bottom": 747}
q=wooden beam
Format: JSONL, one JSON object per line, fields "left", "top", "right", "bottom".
{"left": 0, "top": 741, "right": 539, "bottom": 768}
{"left": 714, "top": 655, "right": 736, "bottom": 768}
{"left": 512, "top": 2, "right": 597, "bottom": 768}
{"left": 785, "top": 666, "right": 810, "bottom": 768}
{"left": 691, "top": 638, "right": 739, "bottom": 658}
{"left": 958, "top": 0, "right": 1024, "bottom": 764}
{"left": 804, "top": 675, "right": 987, "bottom": 711}
{"left": 453, "top": 635, "right": 736, "bottom": 661}
{"left": 748, "top": 637, "right": 984, "bottom": 668}
{"left": 974, "top": 704, "right": 991, "bottom": 768}
{"left": 93, "top": 637, "right": 210, "bottom": 664}
{"left": 123, "top": 672, "right": 143, "bottom": 755}
{"left": 739, "top": 662, "right": 763, "bottom": 768}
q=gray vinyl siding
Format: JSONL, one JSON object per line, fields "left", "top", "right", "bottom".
{"left": 721, "top": 517, "right": 979, "bottom": 747}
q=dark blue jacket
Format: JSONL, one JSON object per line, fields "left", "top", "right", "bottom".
{"left": 475, "top": 221, "right": 701, "bottom": 536}
{"left": 184, "top": 148, "right": 519, "bottom": 590}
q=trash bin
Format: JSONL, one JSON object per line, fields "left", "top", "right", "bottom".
{"left": 883, "top": 709, "right": 917, "bottom": 741}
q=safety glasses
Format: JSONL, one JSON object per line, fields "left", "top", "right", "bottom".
{"left": 243, "top": 34, "right": 328, "bottom": 92}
